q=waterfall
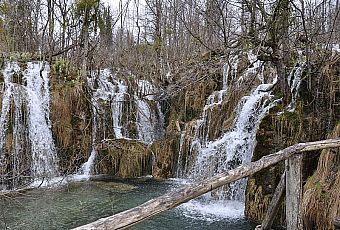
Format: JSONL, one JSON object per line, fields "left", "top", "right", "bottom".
{"left": 24, "top": 62, "right": 58, "bottom": 179}
{"left": 176, "top": 54, "right": 240, "bottom": 178}
{"left": 112, "top": 81, "right": 128, "bottom": 139}
{"left": 83, "top": 69, "right": 115, "bottom": 177}
{"left": 0, "top": 62, "right": 58, "bottom": 189}
{"left": 135, "top": 80, "right": 164, "bottom": 144}
{"left": 177, "top": 52, "right": 280, "bottom": 204}
{"left": 175, "top": 50, "right": 310, "bottom": 219}
{"left": 83, "top": 70, "right": 164, "bottom": 177}
{"left": 189, "top": 82, "right": 279, "bottom": 201}
{"left": 287, "top": 50, "right": 306, "bottom": 112}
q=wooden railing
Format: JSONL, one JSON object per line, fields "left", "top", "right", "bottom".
{"left": 72, "top": 139, "right": 340, "bottom": 230}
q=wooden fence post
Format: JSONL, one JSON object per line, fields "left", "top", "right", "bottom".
{"left": 286, "top": 154, "right": 303, "bottom": 230}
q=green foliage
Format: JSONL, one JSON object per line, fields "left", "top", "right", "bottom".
{"left": 153, "top": 36, "right": 162, "bottom": 51}
{"left": 0, "top": 2, "right": 7, "bottom": 34}
{"left": 314, "top": 181, "right": 323, "bottom": 190}
{"left": 279, "top": 111, "right": 299, "bottom": 121}
{"left": 75, "top": 0, "right": 98, "bottom": 17}
{"left": 98, "top": 7, "right": 113, "bottom": 45}
{"left": 51, "top": 58, "right": 84, "bottom": 86}
{"left": 52, "top": 58, "right": 70, "bottom": 77}
{"left": 0, "top": 2, "right": 9, "bottom": 15}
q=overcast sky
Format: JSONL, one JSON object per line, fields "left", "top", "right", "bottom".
{"left": 101, "top": 0, "right": 119, "bottom": 9}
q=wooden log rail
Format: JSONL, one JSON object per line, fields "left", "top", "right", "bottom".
{"left": 72, "top": 139, "right": 340, "bottom": 230}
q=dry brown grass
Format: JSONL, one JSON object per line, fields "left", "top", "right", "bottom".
{"left": 96, "top": 139, "right": 152, "bottom": 178}
{"left": 302, "top": 124, "right": 340, "bottom": 230}
{"left": 51, "top": 82, "right": 92, "bottom": 173}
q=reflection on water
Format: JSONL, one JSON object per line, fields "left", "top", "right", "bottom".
{"left": 0, "top": 180, "right": 255, "bottom": 230}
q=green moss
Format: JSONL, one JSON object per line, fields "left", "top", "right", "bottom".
{"left": 314, "top": 181, "right": 323, "bottom": 190}
{"left": 279, "top": 111, "right": 299, "bottom": 120}
{"left": 52, "top": 58, "right": 69, "bottom": 76}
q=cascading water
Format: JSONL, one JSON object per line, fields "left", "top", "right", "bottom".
{"left": 136, "top": 80, "right": 164, "bottom": 144}
{"left": 82, "top": 70, "right": 164, "bottom": 177}
{"left": 176, "top": 50, "right": 308, "bottom": 220}
{"left": 189, "top": 82, "right": 279, "bottom": 201}
{"left": 24, "top": 62, "right": 58, "bottom": 179}
{"left": 83, "top": 69, "right": 118, "bottom": 177}
{"left": 0, "top": 62, "right": 58, "bottom": 189}
{"left": 287, "top": 50, "right": 306, "bottom": 112}
{"left": 112, "top": 81, "right": 128, "bottom": 139}
{"left": 176, "top": 53, "right": 241, "bottom": 178}
{"left": 175, "top": 51, "right": 281, "bottom": 219}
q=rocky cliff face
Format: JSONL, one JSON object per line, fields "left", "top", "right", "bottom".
{"left": 94, "top": 139, "right": 152, "bottom": 178}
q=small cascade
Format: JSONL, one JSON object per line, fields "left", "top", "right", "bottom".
{"left": 0, "top": 63, "right": 24, "bottom": 189}
{"left": 24, "top": 62, "right": 58, "bottom": 179}
{"left": 80, "top": 149, "right": 97, "bottom": 177}
{"left": 135, "top": 80, "right": 164, "bottom": 143}
{"left": 0, "top": 62, "right": 58, "bottom": 189}
{"left": 83, "top": 70, "right": 164, "bottom": 177}
{"left": 223, "top": 54, "right": 239, "bottom": 90}
{"left": 84, "top": 69, "right": 115, "bottom": 177}
{"left": 287, "top": 50, "right": 306, "bottom": 112}
{"left": 177, "top": 52, "right": 280, "bottom": 203}
{"left": 112, "top": 82, "right": 128, "bottom": 139}
{"left": 176, "top": 54, "right": 242, "bottom": 178}
{"left": 189, "top": 82, "right": 279, "bottom": 201}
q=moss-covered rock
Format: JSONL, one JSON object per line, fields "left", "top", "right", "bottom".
{"left": 151, "top": 138, "right": 181, "bottom": 179}
{"left": 50, "top": 82, "right": 92, "bottom": 174}
{"left": 95, "top": 139, "right": 152, "bottom": 178}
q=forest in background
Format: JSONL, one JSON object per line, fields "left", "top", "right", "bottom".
{"left": 0, "top": 0, "right": 339, "bottom": 98}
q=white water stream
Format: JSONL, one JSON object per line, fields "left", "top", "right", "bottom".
{"left": 0, "top": 62, "right": 58, "bottom": 189}
{"left": 175, "top": 51, "right": 282, "bottom": 219}
{"left": 175, "top": 50, "right": 307, "bottom": 219}
{"left": 81, "top": 70, "right": 164, "bottom": 178}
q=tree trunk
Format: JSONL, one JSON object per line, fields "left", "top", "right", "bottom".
{"left": 286, "top": 155, "right": 303, "bottom": 230}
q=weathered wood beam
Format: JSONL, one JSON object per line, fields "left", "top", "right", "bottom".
{"left": 257, "top": 171, "right": 286, "bottom": 230}
{"left": 286, "top": 155, "right": 303, "bottom": 230}
{"left": 72, "top": 138, "right": 340, "bottom": 230}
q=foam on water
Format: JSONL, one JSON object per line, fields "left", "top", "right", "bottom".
{"left": 179, "top": 199, "right": 245, "bottom": 221}
{"left": 29, "top": 174, "right": 91, "bottom": 188}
